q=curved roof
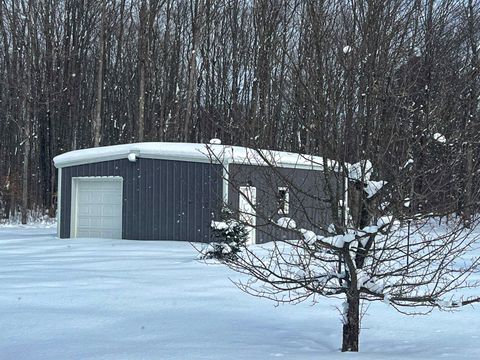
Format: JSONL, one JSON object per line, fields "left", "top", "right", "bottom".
{"left": 53, "top": 142, "right": 330, "bottom": 170}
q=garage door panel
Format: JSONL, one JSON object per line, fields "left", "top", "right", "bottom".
{"left": 103, "top": 230, "right": 121, "bottom": 238}
{"left": 77, "top": 223, "right": 120, "bottom": 231}
{"left": 101, "top": 204, "right": 120, "bottom": 216}
{"left": 77, "top": 205, "right": 121, "bottom": 217}
{"left": 77, "top": 217, "right": 94, "bottom": 227}
{"left": 77, "top": 216, "right": 114, "bottom": 227}
{"left": 98, "top": 182, "right": 116, "bottom": 190}
{"left": 77, "top": 207, "right": 91, "bottom": 216}
{"left": 102, "top": 193, "right": 121, "bottom": 203}
{"left": 78, "top": 192, "right": 92, "bottom": 203}
{"left": 73, "top": 178, "right": 123, "bottom": 239}
{"left": 78, "top": 229, "right": 102, "bottom": 238}
{"left": 98, "top": 217, "right": 119, "bottom": 227}
{"left": 90, "top": 206, "right": 103, "bottom": 217}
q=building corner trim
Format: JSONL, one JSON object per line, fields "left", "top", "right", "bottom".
{"left": 56, "top": 167, "right": 62, "bottom": 238}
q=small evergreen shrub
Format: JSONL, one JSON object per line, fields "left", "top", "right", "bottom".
{"left": 200, "top": 208, "right": 249, "bottom": 260}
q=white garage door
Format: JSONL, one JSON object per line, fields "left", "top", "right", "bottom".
{"left": 71, "top": 177, "right": 123, "bottom": 239}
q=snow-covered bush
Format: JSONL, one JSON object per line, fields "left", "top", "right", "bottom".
{"left": 200, "top": 208, "right": 249, "bottom": 260}
{"left": 277, "top": 217, "right": 296, "bottom": 229}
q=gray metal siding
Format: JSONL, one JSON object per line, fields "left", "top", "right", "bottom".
{"left": 60, "top": 158, "right": 223, "bottom": 241}
{"left": 228, "top": 164, "right": 341, "bottom": 243}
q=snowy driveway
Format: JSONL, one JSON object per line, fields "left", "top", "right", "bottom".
{"left": 0, "top": 226, "right": 479, "bottom": 359}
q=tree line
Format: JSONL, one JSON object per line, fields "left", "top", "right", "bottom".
{"left": 0, "top": 0, "right": 479, "bottom": 222}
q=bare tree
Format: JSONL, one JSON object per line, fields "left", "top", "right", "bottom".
{"left": 204, "top": 150, "right": 480, "bottom": 352}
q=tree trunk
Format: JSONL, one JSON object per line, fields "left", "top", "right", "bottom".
{"left": 21, "top": 103, "right": 30, "bottom": 225}
{"left": 93, "top": 0, "right": 106, "bottom": 147}
{"left": 138, "top": 62, "right": 145, "bottom": 141}
{"left": 463, "top": 144, "right": 474, "bottom": 226}
{"left": 342, "top": 294, "right": 360, "bottom": 352}
{"left": 184, "top": 0, "right": 203, "bottom": 142}
{"left": 137, "top": 0, "right": 147, "bottom": 142}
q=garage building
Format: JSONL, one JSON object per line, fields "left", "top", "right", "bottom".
{"left": 53, "top": 142, "right": 345, "bottom": 243}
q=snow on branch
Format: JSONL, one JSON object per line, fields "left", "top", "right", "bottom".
{"left": 347, "top": 159, "right": 386, "bottom": 198}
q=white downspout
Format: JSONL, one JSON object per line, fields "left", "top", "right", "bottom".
{"left": 222, "top": 146, "right": 233, "bottom": 206}
{"left": 344, "top": 175, "right": 349, "bottom": 226}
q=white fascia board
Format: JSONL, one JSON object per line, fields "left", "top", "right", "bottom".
{"left": 54, "top": 150, "right": 220, "bottom": 168}
{"left": 55, "top": 153, "right": 326, "bottom": 171}
{"left": 231, "top": 158, "right": 325, "bottom": 171}
{"left": 53, "top": 143, "right": 219, "bottom": 168}
{"left": 53, "top": 142, "right": 341, "bottom": 173}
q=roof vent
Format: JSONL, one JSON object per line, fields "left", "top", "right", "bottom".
{"left": 209, "top": 138, "right": 221, "bottom": 145}
{"left": 128, "top": 152, "right": 137, "bottom": 162}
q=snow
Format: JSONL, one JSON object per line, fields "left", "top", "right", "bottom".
{"left": 364, "top": 280, "right": 383, "bottom": 293}
{"left": 0, "top": 215, "right": 56, "bottom": 228}
{"left": 326, "top": 233, "right": 356, "bottom": 248}
{"left": 379, "top": 201, "right": 390, "bottom": 210}
{"left": 209, "top": 138, "right": 221, "bottom": 145}
{"left": 200, "top": 241, "right": 233, "bottom": 258}
{"left": 327, "top": 223, "right": 336, "bottom": 234}
{"left": 300, "top": 228, "right": 317, "bottom": 245}
{"left": 299, "top": 229, "right": 358, "bottom": 248}
{"left": 277, "top": 217, "right": 296, "bottom": 229}
{"left": 127, "top": 152, "right": 137, "bottom": 162}
{"left": 53, "top": 142, "right": 333, "bottom": 171}
{"left": 433, "top": 133, "right": 446, "bottom": 143}
{"left": 211, "top": 220, "right": 229, "bottom": 230}
{"left": 403, "top": 158, "right": 414, "bottom": 168}
{"left": 356, "top": 270, "right": 368, "bottom": 290}
{"left": 1, "top": 226, "right": 480, "bottom": 359}
{"left": 348, "top": 161, "right": 386, "bottom": 198}
{"left": 383, "top": 294, "right": 391, "bottom": 305}
{"left": 360, "top": 225, "right": 378, "bottom": 234}
{"left": 435, "top": 300, "right": 453, "bottom": 308}
{"left": 221, "top": 243, "right": 232, "bottom": 254}
{"left": 377, "top": 215, "right": 394, "bottom": 227}
{"left": 364, "top": 180, "right": 386, "bottom": 198}
{"left": 295, "top": 269, "right": 307, "bottom": 280}
{"left": 348, "top": 160, "right": 373, "bottom": 181}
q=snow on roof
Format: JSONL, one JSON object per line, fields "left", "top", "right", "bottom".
{"left": 53, "top": 142, "right": 332, "bottom": 170}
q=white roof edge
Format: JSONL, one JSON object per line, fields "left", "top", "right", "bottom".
{"left": 53, "top": 142, "right": 336, "bottom": 171}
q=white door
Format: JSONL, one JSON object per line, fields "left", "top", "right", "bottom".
{"left": 239, "top": 186, "right": 256, "bottom": 245}
{"left": 71, "top": 177, "right": 123, "bottom": 239}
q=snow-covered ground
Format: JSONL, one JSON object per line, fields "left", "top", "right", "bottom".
{"left": 1, "top": 226, "right": 479, "bottom": 360}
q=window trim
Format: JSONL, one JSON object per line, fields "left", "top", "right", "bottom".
{"left": 277, "top": 187, "right": 289, "bottom": 215}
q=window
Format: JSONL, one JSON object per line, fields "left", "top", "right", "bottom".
{"left": 277, "top": 187, "right": 289, "bottom": 215}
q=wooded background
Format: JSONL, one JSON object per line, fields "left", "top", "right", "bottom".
{"left": 0, "top": 0, "right": 479, "bottom": 222}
